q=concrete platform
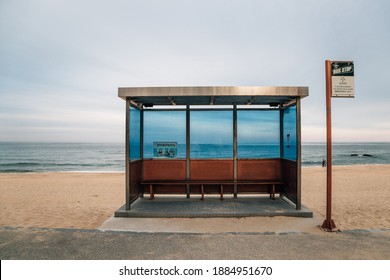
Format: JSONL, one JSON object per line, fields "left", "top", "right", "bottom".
{"left": 103, "top": 196, "right": 316, "bottom": 234}
{"left": 114, "top": 195, "right": 313, "bottom": 218}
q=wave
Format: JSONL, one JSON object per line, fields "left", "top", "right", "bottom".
{"left": 302, "top": 160, "right": 321, "bottom": 166}
{"left": 0, "top": 162, "right": 124, "bottom": 173}
{"left": 0, "top": 162, "right": 120, "bottom": 167}
{"left": 1, "top": 142, "right": 389, "bottom": 172}
{"left": 0, "top": 170, "right": 125, "bottom": 174}
{"left": 0, "top": 162, "right": 43, "bottom": 166}
{"left": 0, "top": 169, "right": 37, "bottom": 173}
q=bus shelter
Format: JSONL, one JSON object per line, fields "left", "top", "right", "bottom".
{"left": 118, "top": 86, "right": 309, "bottom": 215}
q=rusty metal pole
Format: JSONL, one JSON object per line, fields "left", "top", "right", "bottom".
{"left": 322, "top": 60, "right": 337, "bottom": 230}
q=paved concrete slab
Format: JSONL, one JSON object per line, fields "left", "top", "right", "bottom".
{"left": 98, "top": 213, "right": 324, "bottom": 234}
{"left": 114, "top": 196, "right": 313, "bottom": 218}
{"left": 1, "top": 227, "right": 390, "bottom": 259}
{"left": 104, "top": 196, "right": 315, "bottom": 234}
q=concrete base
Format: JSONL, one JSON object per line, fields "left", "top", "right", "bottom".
{"left": 115, "top": 196, "right": 313, "bottom": 218}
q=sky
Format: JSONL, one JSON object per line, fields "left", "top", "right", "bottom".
{"left": 1, "top": 0, "right": 390, "bottom": 143}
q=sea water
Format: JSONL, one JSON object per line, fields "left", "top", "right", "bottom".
{"left": 0, "top": 142, "right": 124, "bottom": 173}
{"left": 0, "top": 142, "right": 389, "bottom": 173}
{"left": 302, "top": 142, "right": 390, "bottom": 166}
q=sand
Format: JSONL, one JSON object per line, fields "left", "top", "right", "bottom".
{"left": 0, "top": 165, "right": 389, "bottom": 231}
{"left": 0, "top": 173, "right": 124, "bottom": 229}
{"left": 302, "top": 165, "right": 390, "bottom": 230}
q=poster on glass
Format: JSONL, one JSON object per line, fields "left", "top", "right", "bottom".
{"left": 153, "top": 142, "right": 178, "bottom": 158}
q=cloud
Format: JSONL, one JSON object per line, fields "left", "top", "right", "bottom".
{"left": 1, "top": 0, "right": 390, "bottom": 142}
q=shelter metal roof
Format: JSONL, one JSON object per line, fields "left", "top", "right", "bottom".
{"left": 118, "top": 86, "right": 308, "bottom": 107}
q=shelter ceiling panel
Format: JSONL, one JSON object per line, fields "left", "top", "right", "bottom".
{"left": 120, "top": 86, "right": 308, "bottom": 107}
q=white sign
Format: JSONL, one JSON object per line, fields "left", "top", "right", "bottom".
{"left": 153, "top": 142, "right": 177, "bottom": 158}
{"left": 331, "top": 61, "right": 354, "bottom": 97}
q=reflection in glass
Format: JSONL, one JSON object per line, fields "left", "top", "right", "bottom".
{"left": 283, "top": 105, "right": 297, "bottom": 161}
{"left": 129, "top": 107, "right": 141, "bottom": 160}
{"left": 143, "top": 111, "right": 186, "bottom": 158}
{"left": 237, "top": 110, "right": 280, "bottom": 158}
{"left": 190, "top": 111, "right": 233, "bottom": 158}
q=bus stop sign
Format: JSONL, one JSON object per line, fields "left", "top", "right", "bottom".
{"left": 331, "top": 61, "right": 354, "bottom": 98}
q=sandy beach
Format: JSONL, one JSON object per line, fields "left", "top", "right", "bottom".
{"left": 0, "top": 165, "right": 389, "bottom": 231}
{"left": 302, "top": 165, "right": 390, "bottom": 231}
{"left": 0, "top": 173, "right": 124, "bottom": 229}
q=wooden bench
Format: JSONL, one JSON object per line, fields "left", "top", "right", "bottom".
{"left": 140, "top": 180, "right": 284, "bottom": 201}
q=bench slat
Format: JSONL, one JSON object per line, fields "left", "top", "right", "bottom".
{"left": 140, "top": 180, "right": 284, "bottom": 201}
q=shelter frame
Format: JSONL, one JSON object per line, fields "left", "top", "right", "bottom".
{"left": 120, "top": 86, "right": 308, "bottom": 213}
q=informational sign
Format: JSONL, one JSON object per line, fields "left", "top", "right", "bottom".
{"left": 331, "top": 61, "right": 354, "bottom": 97}
{"left": 153, "top": 142, "right": 177, "bottom": 158}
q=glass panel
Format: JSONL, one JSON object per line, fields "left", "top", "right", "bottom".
{"left": 237, "top": 110, "right": 280, "bottom": 158}
{"left": 283, "top": 105, "right": 297, "bottom": 161}
{"left": 129, "top": 107, "right": 141, "bottom": 160}
{"left": 143, "top": 111, "right": 186, "bottom": 158}
{"left": 190, "top": 111, "right": 233, "bottom": 158}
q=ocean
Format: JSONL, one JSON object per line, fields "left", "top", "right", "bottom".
{"left": 0, "top": 142, "right": 389, "bottom": 173}
{"left": 0, "top": 142, "right": 124, "bottom": 173}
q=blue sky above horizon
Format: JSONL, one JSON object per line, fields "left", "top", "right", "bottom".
{"left": 1, "top": 0, "right": 390, "bottom": 143}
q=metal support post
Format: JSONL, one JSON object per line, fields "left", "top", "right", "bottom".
{"left": 125, "top": 98, "right": 130, "bottom": 210}
{"left": 186, "top": 104, "right": 191, "bottom": 198}
{"left": 322, "top": 60, "right": 337, "bottom": 230}
{"left": 233, "top": 104, "right": 238, "bottom": 198}
{"left": 296, "top": 98, "right": 302, "bottom": 210}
